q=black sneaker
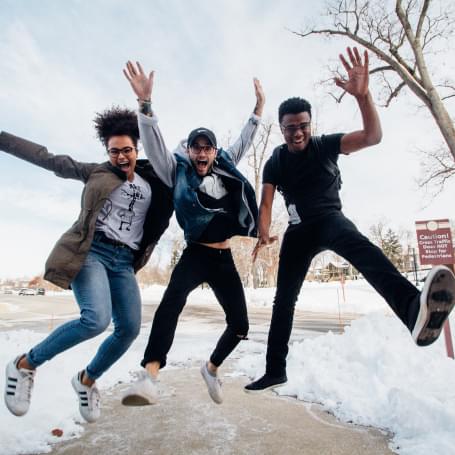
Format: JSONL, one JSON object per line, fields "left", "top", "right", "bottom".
{"left": 244, "top": 374, "right": 288, "bottom": 393}
{"left": 412, "top": 265, "right": 455, "bottom": 346}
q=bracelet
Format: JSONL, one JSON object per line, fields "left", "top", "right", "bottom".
{"left": 139, "top": 101, "right": 153, "bottom": 117}
{"left": 137, "top": 98, "right": 152, "bottom": 104}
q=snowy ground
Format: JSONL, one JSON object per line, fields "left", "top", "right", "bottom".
{"left": 1, "top": 280, "right": 454, "bottom": 455}
{"left": 141, "top": 279, "right": 397, "bottom": 316}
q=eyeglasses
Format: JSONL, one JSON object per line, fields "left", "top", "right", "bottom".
{"left": 280, "top": 122, "right": 311, "bottom": 134}
{"left": 190, "top": 144, "right": 215, "bottom": 154}
{"left": 107, "top": 146, "right": 136, "bottom": 156}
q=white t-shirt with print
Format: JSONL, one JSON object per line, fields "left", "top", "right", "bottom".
{"left": 95, "top": 173, "right": 152, "bottom": 250}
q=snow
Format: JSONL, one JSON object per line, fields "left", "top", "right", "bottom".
{"left": 1, "top": 282, "right": 454, "bottom": 455}
{"left": 142, "top": 279, "right": 395, "bottom": 315}
{"left": 235, "top": 313, "right": 455, "bottom": 455}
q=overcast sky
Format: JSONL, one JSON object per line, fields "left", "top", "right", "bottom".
{"left": 1, "top": 0, "right": 454, "bottom": 278}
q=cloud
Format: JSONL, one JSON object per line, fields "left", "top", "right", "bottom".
{"left": 0, "top": 186, "right": 79, "bottom": 224}
{"left": 1, "top": 0, "right": 454, "bottom": 278}
{"left": 0, "top": 220, "right": 61, "bottom": 278}
{"left": 0, "top": 20, "right": 104, "bottom": 159}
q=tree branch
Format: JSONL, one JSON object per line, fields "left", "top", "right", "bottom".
{"left": 416, "top": 0, "right": 431, "bottom": 41}
{"left": 418, "top": 145, "right": 455, "bottom": 196}
{"left": 384, "top": 81, "right": 406, "bottom": 107}
{"left": 291, "top": 27, "right": 429, "bottom": 106}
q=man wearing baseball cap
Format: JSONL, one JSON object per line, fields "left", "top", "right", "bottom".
{"left": 122, "top": 60, "right": 264, "bottom": 405}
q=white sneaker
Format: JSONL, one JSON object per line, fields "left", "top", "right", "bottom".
{"left": 4, "top": 355, "right": 35, "bottom": 416}
{"left": 412, "top": 265, "right": 455, "bottom": 346}
{"left": 200, "top": 362, "right": 223, "bottom": 404}
{"left": 71, "top": 371, "right": 101, "bottom": 423}
{"left": 121, "top": 370, "right": 159, "bottom": 406}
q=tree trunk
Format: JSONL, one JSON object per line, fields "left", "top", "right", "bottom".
{"left": 427, "top": 91, "right": 455, "bottom": 161}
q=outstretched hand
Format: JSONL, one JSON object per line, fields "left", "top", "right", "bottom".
{"left": 253, "top": 77, "right": 265, "bottom": 116}
{"left": 123, "top": 61, "right": 154, "bottom": 101}
{"left": 335, "top": 47, "right": 369, "bottom": 98}
{"left": 252, "top": 235, "right": 278, "bottom": 262}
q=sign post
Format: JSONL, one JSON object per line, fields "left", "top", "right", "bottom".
{"left": 415, "top": 219, "right": 454, "bottom": 359}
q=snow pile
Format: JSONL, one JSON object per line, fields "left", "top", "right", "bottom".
{"left": 236, "top": 313, "right": 455, "bottom": 455}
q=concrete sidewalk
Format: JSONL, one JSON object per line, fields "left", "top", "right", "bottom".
{"left": 51, "top": 366, "right": 392, "bottom": 455}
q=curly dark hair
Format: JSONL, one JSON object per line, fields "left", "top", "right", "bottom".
{"left": 278, "top": 97, "right": 312, "bottom": 123}
{"left": 93, "top": 106, "right": 139, "bottom": 148}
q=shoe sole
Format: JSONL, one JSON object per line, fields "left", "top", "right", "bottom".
{"left": 121, "top": 394, "right": 156, "bottom": 406}
{"left": 243, "top": 380, "right": 287, "bottom": 394}
{"left": 412, "top": 266, "right": 455, "bottom": 346}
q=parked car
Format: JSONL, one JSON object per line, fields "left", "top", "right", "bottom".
{"left": 36, "top": 288, "right": 46, "bottom": 295}
{"left": 2, "top": 289, "right": 13, "bottom": 294}
{"left": 18, "top": 288, "right": 35, "bottom": 296}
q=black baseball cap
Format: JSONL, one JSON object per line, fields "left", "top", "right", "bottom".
{"left": 187, "top": 128, "right": 217, "bottom": 148}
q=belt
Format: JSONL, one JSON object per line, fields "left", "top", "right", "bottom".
{"left": 93, "top": 231, "right": 132, "bottom": 250}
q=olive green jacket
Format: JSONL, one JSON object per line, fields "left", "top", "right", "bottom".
{"left": 0, "top": 132, "right": 173, "bottom": 289}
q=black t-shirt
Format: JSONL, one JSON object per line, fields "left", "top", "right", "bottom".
{"left": 262, "top": 134, "right": 344, "bottom": 223}
{"left": 196, "top": 176, "right": 239, "bottom": 243}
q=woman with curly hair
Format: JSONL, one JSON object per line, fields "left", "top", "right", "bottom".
{"left": 1, "top": 107, "right": 173, "bottom": 422}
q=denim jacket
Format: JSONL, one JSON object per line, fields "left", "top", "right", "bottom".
{"left": 174, "top": 149, "right": 258, "bottom": 241}
{"left": 139, "top": 112, "right": 260, "bottom": 242}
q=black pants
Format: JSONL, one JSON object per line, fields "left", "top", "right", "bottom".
{"left": 266, "top": 211, "right": 420, "bottom": 377}
{"left": 142, "top": 243, "right": 249, "bottom": 368}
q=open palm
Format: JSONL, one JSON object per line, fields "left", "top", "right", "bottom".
{"left": 123, "top": 61, "right": 154, "bottom": 101}
{"left": 335, "top": 47, "right": 369, "bottom": 97}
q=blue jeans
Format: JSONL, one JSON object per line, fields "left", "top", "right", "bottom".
{"left": 26, "top": 238, "right": 141, "bottom": 380}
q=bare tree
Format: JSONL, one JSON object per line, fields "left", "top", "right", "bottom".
{"left": 246, "top": 118, "right": 277, "bottom": 200}
{"left": 293, "top": 0, "right": 455, "bottom": 187}
{"left": 418, "top": 145, "right": 455, "bottom": 195}
{"left": 369, "top": 218, "right": 389, "bottom": 248}
{"left": 240, "top": 117, "right": 283, "bottom": 287}
{"left": 369, "top": 218, "right": 410, "bottom": 270}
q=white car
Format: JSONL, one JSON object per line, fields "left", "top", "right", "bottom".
{"left": 18, "top": 288, "right": 36, "bottom": 296}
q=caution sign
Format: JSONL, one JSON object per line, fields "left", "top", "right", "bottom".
{"left": 415, "top": 219, "right": 454, "bottom": 265}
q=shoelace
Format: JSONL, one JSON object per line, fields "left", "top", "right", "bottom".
{"left": 136, "top": 370, "right": 150, "bottom": 380}
{"left": 134, "top": 370, "right": 163, "bottom": 397}
{"left": 204, "top": 365, "right": 222, "bottom": 386}
{"left": 135, "top": 370, "right": 159, "bottom": 385}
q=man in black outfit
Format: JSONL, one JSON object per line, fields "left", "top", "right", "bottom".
{"left": 245, "top": 47, "right": 455, "bottom": 393}
{"left": 121, "top": 61, "right": 265, "bottom": 405}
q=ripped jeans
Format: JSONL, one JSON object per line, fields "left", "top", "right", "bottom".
{"left": 142, "top": 242, "right": 249, "bottom": 368}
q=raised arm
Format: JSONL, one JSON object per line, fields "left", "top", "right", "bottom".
{"left": 227, "top": 78, "right": 265, "bottom": 165}
{"left": 123, "top": 61, "right": 176, "bottom": 187}
{"left": 0, "top": 131, "right": 95, "bottom": 182}
{"left": 335, "top": 47, "right": 382, "bottom": 155}
{"left": 252, "top": 183, "right": 278, "bottom": 262}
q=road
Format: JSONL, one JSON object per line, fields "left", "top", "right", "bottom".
{"left": 0, "top": 293, "right": 354, "bottom": 342}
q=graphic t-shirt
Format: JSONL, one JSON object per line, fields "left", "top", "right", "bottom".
{"left": 262, "top": 134, "right": 344, "bottom": 224}
{"left": 95, "top": 172, "right": 152, "bottom": 249}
